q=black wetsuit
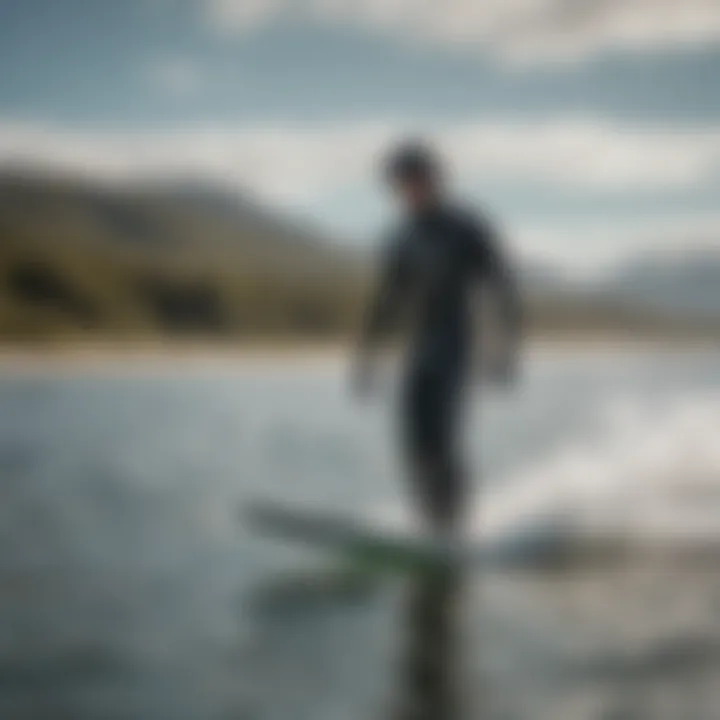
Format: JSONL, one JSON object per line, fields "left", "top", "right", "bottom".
{"left": 362, "top": 204, "right": 520, "bottom": 530}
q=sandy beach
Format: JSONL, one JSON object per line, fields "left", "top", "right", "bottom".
{"left": 0, "top": 337, "right": 718, "bottom": 376}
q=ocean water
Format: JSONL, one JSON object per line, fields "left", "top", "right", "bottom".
{"left": 2, "top": 348, "right": 720, "bottom": 719}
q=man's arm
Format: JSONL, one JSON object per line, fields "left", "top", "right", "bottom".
{"left": 471, "top": 219, "right": 523, "bottom": 382}
{"left": 353, "top": 237, "right": 407, "bottom": 395}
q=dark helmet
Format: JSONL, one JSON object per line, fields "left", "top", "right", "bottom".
{"left": 383, "top": 140, "right": 441, "bottom": 183}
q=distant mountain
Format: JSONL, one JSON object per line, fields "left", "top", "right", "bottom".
{"left": 0, "top": 170, "right": 354, "bottom": 272}
{"left": 603, "top": 249, "right": 720, "bottom": 320}
{"left": 0, "top": 170, "right": 364, "bottom": 340}
{"left": 141, "top": 178, "right": 347, "bottom": 255}
{"left": 518, "top": 260, "right": 574, "bottom": 296}
{"left": 1, "top": 168, "right": 719, "bottom": 342}
{"left": 519, "top": 247, "right": 720, "bottom": 323}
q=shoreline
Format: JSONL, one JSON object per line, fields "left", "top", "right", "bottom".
{"left": 0, "top": 341, "right": 348, "bottom": 373}
{"left": 0, "top": 337, "right": 719, "bottom": 373}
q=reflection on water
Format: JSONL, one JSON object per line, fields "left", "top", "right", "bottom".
{"left": 392, "top": 568, "right": 464, "bottom": 720}
{"left": 476, "top": 566, "right": 720, "bottom": 719}
{"left": 2, "top": 351, "right": 720, "bottom": 718}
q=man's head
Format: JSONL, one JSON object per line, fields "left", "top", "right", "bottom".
{"left": 383, "top": 140, "right": 444, "bottom": 214}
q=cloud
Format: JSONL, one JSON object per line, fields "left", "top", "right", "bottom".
{"left": 517, "top": 213, "right": 720, "bottom": 269}
{"left": 207, "top": 0, "right": 283, "bottom": 30}
{"left": 1, "top": 118, "right": 718, "bottom": 201}
{"left": 446, "top": 122, "right": 720, "bottom": 191}
{"left": 3, "top": 117, "right": 720, "bottom": 265}
{"left": 149, "top": 58, "right": 204, "bottom": 98}
{"left": 200, "top": 0, "right": 720, "bottom": 62}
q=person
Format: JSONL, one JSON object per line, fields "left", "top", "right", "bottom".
{"left": 353, "top": 140, "right": 521, "bottom": 538}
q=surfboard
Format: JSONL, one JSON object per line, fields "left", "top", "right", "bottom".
{"left": 242, "top": 499, "right": 577, "bottom": 573}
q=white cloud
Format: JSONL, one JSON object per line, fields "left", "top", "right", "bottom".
{"left": 2, "top": 117, "right": 720, "bottom": 265}
{"left": 446, "top": 122, "right": 720, "bottom": 191}
{"left": 517, "top": 213, "right": 720, "bottom": 270}
{"left": 149, "top": 58, "right": 204, "bottom": 98}
{"left": 201, "top": 0, "right": 720, "bottom": 63}
{"left": 3, "top": 118, "right": 718, "bottom": 200}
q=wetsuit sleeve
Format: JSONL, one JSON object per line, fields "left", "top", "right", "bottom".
{"left": 358, "top": 236, "right": 408, "bottom": 350}
{"left": 469, "top": 219, "right": 523, "bottom": 355}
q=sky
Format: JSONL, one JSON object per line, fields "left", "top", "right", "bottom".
{"left": 1, "top": 0, "right": 720, "bottom": 270}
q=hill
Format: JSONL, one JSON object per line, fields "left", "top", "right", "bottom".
{"left": 0, "top": 171, "right": 364, "bottom": 341}
{"left": 1, "top": 169, "right": 719, "bottom": 344}
{"left": 605, "top": 249, "right": 720, "bottom": 320}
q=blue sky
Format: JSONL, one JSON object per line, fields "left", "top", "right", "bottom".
{"left": 1, "top": 0, "right": 720, "bottom": 269}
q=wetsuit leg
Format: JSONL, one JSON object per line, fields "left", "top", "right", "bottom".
{"left": 402, "top": 362, "right": 466, "bottom": 533}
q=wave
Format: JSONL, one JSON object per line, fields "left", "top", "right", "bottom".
{"left": 380, "top": 392, "right": 720, "bottom": 566}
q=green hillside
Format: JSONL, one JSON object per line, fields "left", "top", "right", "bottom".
{"left": 0, "top": 172, "right": 366, "bottom": 342}
{"left": 1, "top": 171, "right": 719, "bottom": 345}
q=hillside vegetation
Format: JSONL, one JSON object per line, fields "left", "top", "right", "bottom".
{"left": 1, "top": 171, "right": 719, "bottom": 345}
{"left": 0, "top": 173, "right": 366, "bottom": 342}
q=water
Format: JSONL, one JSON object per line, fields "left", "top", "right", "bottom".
{"left": 2, "top": 348, "right": 720, "bottom": 719}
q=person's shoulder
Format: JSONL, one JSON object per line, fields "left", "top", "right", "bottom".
{"left": 378, "top": 220, "right": 411, "bottom": 263}
{"left": 384, "top": 215, "right": 417, "bottom": 248}
{"left": 444, "top": 202, "right": 495, "bottom": 239}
